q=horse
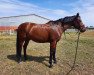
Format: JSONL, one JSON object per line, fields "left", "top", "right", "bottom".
{"left": 16, "top": 13, "right": 86, "bottom": 68}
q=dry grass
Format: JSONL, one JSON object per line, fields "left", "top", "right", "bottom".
{"left": 0, "top": 31, "right": 94, "bottom": 75}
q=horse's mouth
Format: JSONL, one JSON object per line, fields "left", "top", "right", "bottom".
{"left": 80, "top": 28, "right": 86, "bottom": 32}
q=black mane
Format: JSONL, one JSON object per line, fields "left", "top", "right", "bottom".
{"left": 47, "top": 20, "right": 61, "bottom": 25}
{"left": 47, "top": 15, "right": 76, "bottom": 25}
{"left": 62, "top": 16, "right": 76, "bottom": 23}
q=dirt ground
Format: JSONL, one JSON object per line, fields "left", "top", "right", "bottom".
{"left": 0, "top": 31, "right": 94, "bottom": 75}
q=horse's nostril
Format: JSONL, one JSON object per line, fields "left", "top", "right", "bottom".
{"left": 80, "top": 28, "right": 86, "bottom": 32}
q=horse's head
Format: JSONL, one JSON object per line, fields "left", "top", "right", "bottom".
{"left": 61, "top": 13, "right": 86, "bottom": 32}
{"left": 72, "top": 13, "right": 86, "bottom": 32}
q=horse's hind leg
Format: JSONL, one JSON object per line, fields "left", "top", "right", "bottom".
{"left": 23, "top": 39, "right": 29, "bottom": 61}
{"left": 17, "top": 40, "right": 24, "bottom": 63}
{"left": 16, "top": 32, "right": 25, "bottom": 63}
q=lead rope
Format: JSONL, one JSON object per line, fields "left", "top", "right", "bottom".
{"left": 65, "top": 30, "right": 80, "bottom": 75}
{"left": 64, "top": 31, "right": 66, "bottom": 39}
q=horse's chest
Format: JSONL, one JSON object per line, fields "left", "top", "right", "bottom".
{"left": 50, "top": 27, "right": 61, "bottom": 41}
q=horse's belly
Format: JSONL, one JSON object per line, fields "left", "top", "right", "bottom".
{"left": 29, "top": 28, "right": 49, "bottom": 43}
{"left": 30, "top": 37, "right": 48, "bottom": 43}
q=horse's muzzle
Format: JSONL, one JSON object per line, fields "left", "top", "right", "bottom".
{"left": 80, "top": 27, "right": 86, "bottom": 32}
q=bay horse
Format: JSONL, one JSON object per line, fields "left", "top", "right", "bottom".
{"left": 16, "top": 13, "right": 86, "bottom": 67}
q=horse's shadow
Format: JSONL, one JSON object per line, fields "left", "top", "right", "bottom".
{"left": 7, "top": 54, "right": 49, "bottom": 67}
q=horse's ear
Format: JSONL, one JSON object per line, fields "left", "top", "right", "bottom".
{"left": 76, "top": 13, "right": 79, "bottom": 17}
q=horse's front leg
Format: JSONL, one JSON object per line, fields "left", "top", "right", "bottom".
{"left": 53, "top": 47, "right": 57, "bottom": 64}
{"left": 49, "top": 41, "right": 57, "bottom": 68}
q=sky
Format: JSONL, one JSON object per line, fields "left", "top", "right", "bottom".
{"left": 0, "top": 0, "right": 94, "bottom": 27}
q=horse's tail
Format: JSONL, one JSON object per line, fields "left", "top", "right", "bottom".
{"left": 16, "top": 30, "right": 19, "bottom": 57}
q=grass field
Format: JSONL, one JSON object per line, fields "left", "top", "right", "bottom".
{"left": 0, "top": 31, "right": 94, "bottom": 75}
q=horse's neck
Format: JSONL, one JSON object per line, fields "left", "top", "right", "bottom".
{"left": 62, "top": 24, "right": 71, "bottom": 31}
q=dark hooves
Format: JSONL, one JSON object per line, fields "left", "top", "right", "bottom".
{"left": 54, "top": 61, "right": 57, "bottom": 64}
{"left": 49, "top": 64, "right": 53, "bottom": 68}
{"left": 23, "top": 58, "right": 27, "bottom": 62}
{"left": 18, "top": 59, "right": 22, "bottom": 63}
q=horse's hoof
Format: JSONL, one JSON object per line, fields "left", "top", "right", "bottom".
{"left": 18, "top": 61, "right": 21, "bottom": 64}
{"left": 49, "top": 64, "right": 53, "bottom": 68}
{"left": 17, "top": 59, "right": 22, "bottom": 63}
{"left": 23, "top": 60, "right": 26, "bottom": 62}
{"left": 25, "top": 57, "right": 27, "bottom": 60}
{"left": 19, "top": 61, "right": 22, "bottom": 64}
{"left": 54, "top": 61, "right": 57, "bottom": 64}
{"left": 23, "top": 58, "right": 27, "bottom": 62}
